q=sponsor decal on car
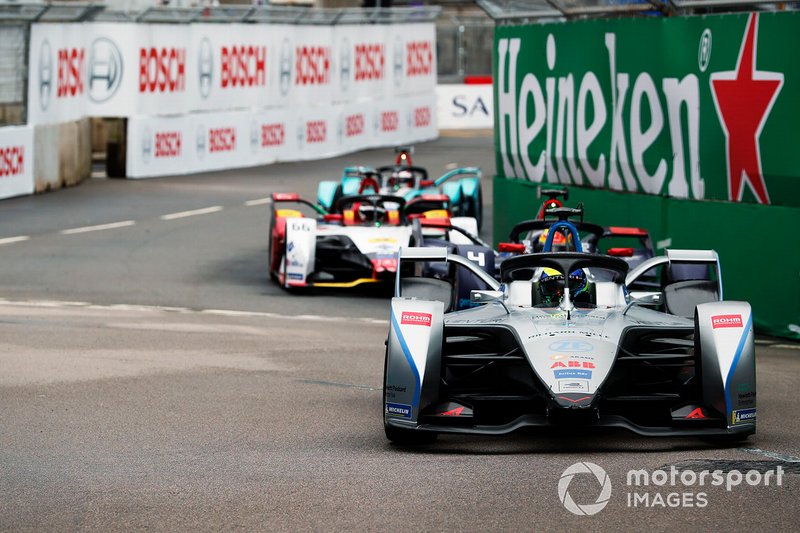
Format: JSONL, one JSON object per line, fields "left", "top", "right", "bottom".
{"left": 385, "top": 402, "right": 412, "bottom": 418}
{"left": 554, "top": 369, "right": 593, "bottom": 380}
{"left": 551, "top": 361, "right": 595, "bottom": 369}
{"left": 558, "top": 380, "right": 589, "bottom": 393}
{"left": 549, "top": 340, "right": 593, "bottom": 352}
{"left": 401, "top": 312, "right": 431, "bottom": 327}
{"left": 287, "top": 272, "right": 304, "bottom": 280}
{"left": 732, "top": 408, "right": 756, "bottom": 425}
{"left": 711, "top": 314, "right": 743, "bottom": 329}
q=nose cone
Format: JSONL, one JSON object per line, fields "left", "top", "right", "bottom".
{"left": 553, "top": 392, "right": 595, "bottom": 409}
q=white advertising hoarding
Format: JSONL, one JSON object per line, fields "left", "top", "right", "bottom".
{"left": 0, "top": 125, "right": 34, "bottom": 200}
{"left": 436, "top": 84, "right": 493, "bottom": 129}
{"left": 126, "top": 93, "right": 437, "bottom": 178}
{"left": 28, "top": 21, "right": 437, "bottom": 124}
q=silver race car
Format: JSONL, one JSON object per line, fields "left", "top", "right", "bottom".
{"left": 383, "top": 241, "right": 756, "bottom": 444}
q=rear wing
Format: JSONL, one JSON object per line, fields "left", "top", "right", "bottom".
{"left": 626, "top": 249, "right": 723, "bottom": 317}
{"left": 433, "top": 167, "right": 481, "bottom": 187}
{"left": 395, "top": 247, "right": 499, "bottom": 298}
{"left": 271, "top": 192, "right": 327, "bottom": 216}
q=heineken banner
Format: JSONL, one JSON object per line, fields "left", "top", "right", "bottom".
{"left": 494, "top": 11, "right": 799, "bottom": 207}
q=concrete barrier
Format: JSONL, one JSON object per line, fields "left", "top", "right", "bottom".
{"left": 33, "top": 118, "right": 91, "bottom": 192}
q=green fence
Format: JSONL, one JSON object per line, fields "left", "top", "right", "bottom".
{"left": 492, "top": 11, "right": 800, "bottom": 339}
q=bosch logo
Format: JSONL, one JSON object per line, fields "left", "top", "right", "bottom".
{"left": 345, "top": 113, "right": 364, "bottom": 138}
{"left": 279, "top": 39, "right": 292, "bottom": 96}
{"left": 380, "top": 111, "right": 399, "bottom": 132}
{"left": 57, "top": 48, "right": 86, "bottom": 98}
{"left": 558, "top": 462, "right": 612, "bottom": 516}
{"left": 141, "top": 128, "right": 152, "bottom": 163}
{"left": 354, "top": 43, "right": 384, "bottom": 81}
{"left": 711, "top": 314, "right": 744, "bottom": 329}
{"left": 38, "top": 40, "right": 53, "bottom": 110}
{"left": 139, "top": 47, "right": 186, "bottom": 93}
{"left": 198, "top": 38, "right": 213, "bottom": 99}
{"left": 261, "top": 123, "right": 285, "bottom": 148}
{"left": 392, "top": 36, "right": 403, "bottom": 87}
{"left": 209, "top": 127, "right": 236, "bottom": 153}
{"left": 400, "top": 312, "right": 432, "bottom": 327}
{"left": 154, "top": 131, "right": 181, "bottom": 158}
{"left": 406, "top": 40, "right": 433, "bottom": 77}
{"left": 295, "top": 46, "right": 330, "bottom": 86}
{"left": 0, "top": 145, "right": 25, "bottom": 177}
{"left": 339, "top": 38, "right": 351, "bottom": 92}
{"left": 196, "top": 125, "right": 206, "bottom": 158}
{"left": 414, "top": 106, "right": 431, "bottom": 128}
{"left": 88, "top": 38, "right": 123, "bottom": 103}
{"left": 305, "top": 120, "right": 326, "bottom": 144}
{"left": 221, "top": 45, "right": 266, "bottom": 88}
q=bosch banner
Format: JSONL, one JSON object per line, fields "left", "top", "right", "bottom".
{"left": 0, "top": 125, "right": 34, "bottom": 200}
{"left": 494, "top": 11, "right": 800, "bottom": 208}
{"left": 28, "top": 22, "right": 436, "bottom": 124}
{"left": 126, "top": 94, "right": 436, "bottom": 178}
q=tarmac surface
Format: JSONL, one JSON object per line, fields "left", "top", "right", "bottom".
{"left": 1, "top": 134, "right": 798, "bottom": 531}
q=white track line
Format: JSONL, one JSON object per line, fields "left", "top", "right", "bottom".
{"left": 0, "top": 298, "right": 389, "bottom": 326}
{"left": 160, "top": 206, "right": 223, "bottom": 220}
{"left": 772, "top": 344, "right": 800, "bottom": 350}
{"left": 60, "top": 221, "right": 135, "bottom": 235}
{"left": 244, "top": 197, "right": 273, "bottom": 207}
{"left": 741, "top": 447, "right": 800, "bottom": 463}
{"left": 0, "top": 236, "right": 31, "bottom": 245}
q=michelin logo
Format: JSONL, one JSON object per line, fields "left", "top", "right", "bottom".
{"left": 386, "top": 402, "right": 412, "bottom": 419}
{"left": 732, "top": 408, "right": 756, "bottom": 425}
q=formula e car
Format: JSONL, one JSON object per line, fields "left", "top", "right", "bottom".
{"left": 268, "top": 192, "right": 492, "bottom": 290}
{"left": 498, "top": 201, "right": 656, "bottom": 270}
{"left": 316, "top": 150, "right": 484, "bottom": 229}
{"left": 383, "top": 239, "right": 756, "bottom": 444}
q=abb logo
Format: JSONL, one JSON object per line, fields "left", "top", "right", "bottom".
{"left": 306, "top": 120, "right": 327, "bottom": 144}
{"left": 295, "top": 46, "right": 330, "bottom": 86}
{"left": 139, "top": 47, "right": 186, "bottom": 93}
{"left": 345, "top": 114, "right": 364, "bottom": 137}
{"left": 381, "top": 111, "right": 399, "bottom": 132}
{"left": 414, "top": 106, "right": 431, "bottom": 128}
{"left": 712, "top": 314, "right": 744, "bottom": 329}
{"left": 551, "top": 361, "right": 596, "bottom": 369}
{"left": 57, "top": 48, "right": 85, "bottom": 98}
{"left": 154, "top": 132, "right": 181, "bottom": 158}
{"left": 221, "top": 45, "right": 266, "bottom": 88}
{"left": 401, "top": 312, "right": 432, "bottom": 327}
{"left": 354, "top": 43, "right": 384, "bottom": 81}
{"left": 209, "top": 127, "right": 236, "bottom": 153}
{"left": 261, "top": 124, "right": 285, "bottom": 147}
{"left": 406, "top": 41, "right": 433, "bottom": 77}
{"left": 0, "top": 146, "right": 24, "bottom": 177}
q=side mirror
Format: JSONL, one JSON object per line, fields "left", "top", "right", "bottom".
{"left": 629, "top": 291, "right": 662, "bottom": 305}
{"left": 470, "top": 290, "right": 504, "bottom": 304}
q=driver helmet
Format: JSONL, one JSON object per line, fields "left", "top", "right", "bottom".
{"left": 538, "top": 267, "right": 588, "bottom": 305}
{"left": 537, "top": 228, "right": 573, "bottom": 252}
{"left": 357, "top": 202, "right": 386, "bottom": 224}
{"left": 390, "top": 169, "right": 414, "bottom": 190}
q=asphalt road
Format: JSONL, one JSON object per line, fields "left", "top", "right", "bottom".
{"left": 1, "top": 133, "right": 799, "bottom": 531}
